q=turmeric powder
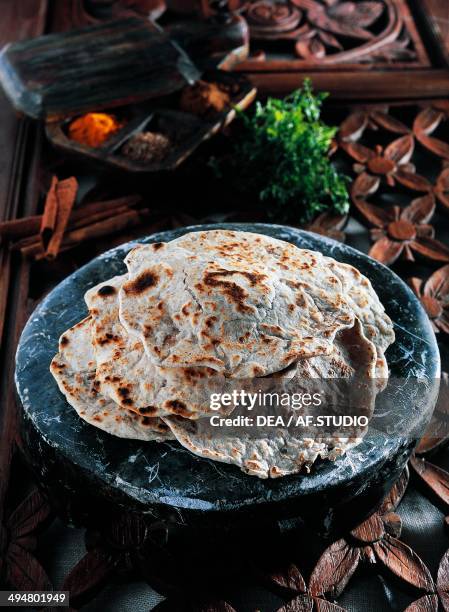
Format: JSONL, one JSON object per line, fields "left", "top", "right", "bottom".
{"left": 68, "top": 112, "right": 123, "bottom": 148}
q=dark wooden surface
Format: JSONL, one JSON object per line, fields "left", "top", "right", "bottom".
{"left": 2, "top": 1, "right": 449, "bottom": 610}
{"left": 0, "top": 0, "right": 47, "bottom": 535}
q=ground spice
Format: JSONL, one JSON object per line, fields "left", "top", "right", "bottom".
{"left": 122, "top": 132, "right": 171, "bottom": 163}
{"left": 68, "top": 112, "right": 123, "bottom": 148}
{"left": 179, "top": 80, "right": 231, "bottom": 116}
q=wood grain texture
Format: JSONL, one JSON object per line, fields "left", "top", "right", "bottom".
{"left": 418, "top": 0, "right": 449, "bottom": 63}
{"left": 248, "top": 69, "right": 449, "bottom": 99}
{"left": 0, "top": 18, "right": 191, "bottom": 120}
{"left": 0, "top": 0, "right": 47, "bottom": 529}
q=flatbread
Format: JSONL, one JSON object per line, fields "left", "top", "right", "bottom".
{"left": 164, "top": 417, "right": 361, "bottom": 479}
{"left": 49, "top": 229, "right": 396, "bottom": 478}
{"left": 323, "top": 257, "right": 394, "bottom": 378}
{"left": 86, "top": 273, "right": 385, "bottom": 417}
{"left": 292, "top": 319, "right": 377, "bottom": 379}
{"left": 119, "top": 230, "right": 357, "bottom": 376}
{"left": 85, "top": 275, "right": 232, "bottom": 418}
{"left": 163, "top": 318, "right": 378, "bottom": 477}
{"left": 50, "top": 316, "right": 173, "bottom": 441}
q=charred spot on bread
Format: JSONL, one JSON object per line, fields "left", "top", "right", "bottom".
{"left": 164, "top": 399, "right": 194, "bottom": 417}
{"left": 124, "top": 270, "right": 159, "bottom": 295}
{"left": 138, "top": 406, "right": 158, "bottom": 416}
{"left": 97, "top": 285, "right": 116, "bottom": 297}
{"left": 52, "top": 361, "right": 66, "bottom": 370}
{"left": 117, "top": 387, "right": 130, "bottom": 398}
{"left": 203, "top": 271, "right": 250, "bottom": 313}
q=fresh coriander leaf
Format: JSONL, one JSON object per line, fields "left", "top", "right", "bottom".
{"left": 216, "top": 80, "right": 349, "bottom": 223}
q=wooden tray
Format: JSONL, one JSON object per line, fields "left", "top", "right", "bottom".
{"left": 45, "top": 70, "right": 256, "bottom": 173}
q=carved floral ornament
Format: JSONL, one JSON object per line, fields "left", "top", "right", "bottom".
{"left": 409, "top": 266, "right": 449, "bottom": 334}
{"left": 331, "top": 103, "right": 449, "bottom": 266}
{"left": 5, "top": 464, "right": 448, "bottom": 612}
{"left": 215, "top": 0, "right": 423, "bottom": 63}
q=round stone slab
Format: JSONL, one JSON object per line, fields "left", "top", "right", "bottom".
{"left": 15, "top": 224, "right": 440, "bottom": 532}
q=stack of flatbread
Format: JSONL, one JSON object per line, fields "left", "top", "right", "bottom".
{"left": 50, "top": 230, "right": 395, "bottom": 478}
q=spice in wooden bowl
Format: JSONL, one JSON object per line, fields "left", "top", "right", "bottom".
{"left": 68, "top": 112, "right": 123, "bottom": 148}
{"left": 179, "top": 80, "right": 232, "bottom": 116}
{"left": 122, "top": 131, "right": 171, "bottom": 163}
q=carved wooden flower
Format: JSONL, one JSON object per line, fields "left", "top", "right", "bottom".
{"left": 243, "top": 0, "right": 386, "bottom": 58}
{"left": 271, "top": 470, "right": 436, "bottom": 612}
{"left": 414, "top": 104, "right": 449, "bottom": 162}
{"left": 260, "top": 470, "right": 432, "bottom": 611}
{"left": 60, "top": 513, "right": 170, "bottom": 607}
{"left": 341, "top": 135, "right": 432, "bottom": 192}
{"left": 357, "top": 194, "right": 449, "bottom": 265}
{"left": 303, "top": 211, "right": 347, "bottom": 242}
{"left": 308, "top": 468, "right": 438, "bottom": 607}
{"left": 0, "top": 488, "right": 52, "bottom": 592}
{"left": 291, "top": 0, "right": 385, "bottom": 59}
{"left": 408, "top": 265, "right": 449, "bottom": 334}
{"left": 62, "top": 512, "right": 238, "bottom": 610}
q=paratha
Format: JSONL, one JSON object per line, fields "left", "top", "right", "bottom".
{"left": 164, "top": 417, "right": 361, "bottom": 479}
{"left": 119, "top": 230, "right": 357, "bottom": 376}
{"left": 50, "top": 316, "right": 173, "bottom": 441}
{"left": 85, "top": 275, "right": 232, "bottom": 418}
{"left": 49, "top": 229, "right": 396, "bottom": 478}
{"left": 163, "top": 318, "right": 378, "bottom": 477}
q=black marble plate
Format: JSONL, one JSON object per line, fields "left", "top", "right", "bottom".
{"left": 15, "top": 224, "right": 440, "bottom": 532}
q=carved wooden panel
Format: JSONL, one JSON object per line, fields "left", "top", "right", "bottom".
{"left": 230, "top": 0, "right": 429, "bottom": 68}
{"left": 195, "top": 0, "right": 449, "bottom": 98}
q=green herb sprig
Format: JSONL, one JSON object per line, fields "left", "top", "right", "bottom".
{"left": 221, "top": 80, "right": 349, "bottom": 223}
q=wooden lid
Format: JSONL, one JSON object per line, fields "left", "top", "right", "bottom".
{"left": 0, "top": 17, "right": 201, "bottom": 121}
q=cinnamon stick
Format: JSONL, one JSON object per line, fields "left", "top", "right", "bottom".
{"left": 22, "top": 208, "right": 150, "bottom": 261}
{"left": 1, "top": 195, "right": 142, "bottom": 242}
{"left": 45, "top": 177, "right": 78, "bottom": 259}
{"left": 59, "top": 208, "right": 149, "bottom": 252}
{"left": 0, "top": 216, "right": 41, "bottom": 240}
{"left": 70, "top": 195, "right": 141, "bottom": 223}
{"left": 40, "top": 175, "right": 59, "bottom": 249}
{"left": 68, "top": 205, "right": 130, "bottom": 232}
{"left": 14, "top": 205, "right": 130, "bottom": 256}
